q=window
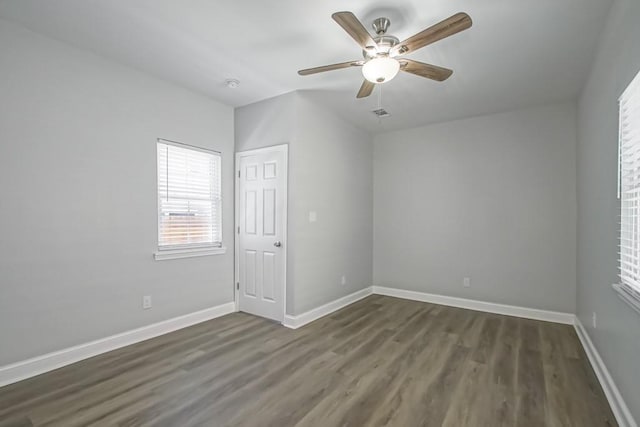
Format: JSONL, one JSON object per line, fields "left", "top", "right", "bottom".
{"left": 155, "top": 139, "right": 223, "bottom": 259}
{"left": 616, "top": 70, "right": 640, "bottom": 312}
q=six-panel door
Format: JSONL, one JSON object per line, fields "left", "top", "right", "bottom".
{"left": 237, "top": 146, "right": 286, "bottom": 321}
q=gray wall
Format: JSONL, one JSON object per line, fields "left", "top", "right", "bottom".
{"left": 374, "top": 103, "right": 577, "bottom": 313}
{"left": 235, "top": 92, "right": 373, "bottom": 315}
{"left": 577, "top": 0, "right": 640, "bottom": 420}
{"left": 0, "top": 19, "right": 235, "bottom": 365}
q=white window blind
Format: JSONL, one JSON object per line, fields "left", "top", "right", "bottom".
{"left": 618, "top": 70, "right": 640, "bottom": 308}
{"left": 157, "top": 139, "right": 222, "bottom": 250}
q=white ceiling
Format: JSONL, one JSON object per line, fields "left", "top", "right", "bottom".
{"left": 0, "top": 0, "right": 612, "bottom": 133}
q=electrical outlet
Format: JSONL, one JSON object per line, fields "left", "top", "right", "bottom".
{"left": 463, "top": 277, "right": 471, "bottom": 288}
{"left": 143, "top": 295, "right": 152, "bottom": 310}
{"left": 592, "top": 312, "right": 597, "bottom": 329}
{"left": 341, "top": 275, "right": 347, "bottom": 285}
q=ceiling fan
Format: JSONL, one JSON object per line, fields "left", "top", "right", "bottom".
{"left": 298, "top": 11, "right": 472, "bottom": 98}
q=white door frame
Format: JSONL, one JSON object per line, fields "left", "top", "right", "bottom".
{"left": 234, "top": 144, "right": 288, "bottom": 322}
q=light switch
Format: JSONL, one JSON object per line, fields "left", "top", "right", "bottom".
{"left": 309, "top": 211, "right": 317, "bottom": 223}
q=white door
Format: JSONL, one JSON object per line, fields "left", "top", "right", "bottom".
{"left": 236, "top": 145, "right": 287, "bottom": 322}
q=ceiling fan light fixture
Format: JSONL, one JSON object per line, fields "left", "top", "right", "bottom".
{"left": 362, "top": 57, "right": 400, "bottom": 84}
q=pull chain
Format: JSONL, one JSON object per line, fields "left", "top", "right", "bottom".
{"left": 377, "top": 85, "right": 383, "bottom": 125}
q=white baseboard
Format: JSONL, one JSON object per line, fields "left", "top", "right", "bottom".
{"left": 0, "top": 301, "right": 236, "bottom": 388}
{"left": 283, "top": 287, "right": 373, "bottom": 329}
{"left": 574, "top": 318, "right": 637, "bottom": 427}
{"left": 372, "top": 286, "right": 575, "bottom": 324}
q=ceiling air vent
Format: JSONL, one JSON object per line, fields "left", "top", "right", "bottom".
{"left": 372, "top": 108, "right": 391, "bottom": 118}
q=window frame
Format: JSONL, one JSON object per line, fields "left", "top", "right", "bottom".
{"left": 614, "top": 70, "right": 640, "bottom": 314}
{"left": 154, "top": 138, "right": 225, "bottom": 260}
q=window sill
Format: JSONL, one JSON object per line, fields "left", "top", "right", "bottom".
{"left": 154, "top": 246, "right": 227, "bottom": 261}
{"left": 612, "top": 283, "right": 640, "bottom": 315}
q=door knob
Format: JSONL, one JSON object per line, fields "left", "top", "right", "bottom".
{"left": 274, "top": 241, "right": 282, "bottom": 247}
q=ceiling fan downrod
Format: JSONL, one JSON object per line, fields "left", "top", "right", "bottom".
{"left": 372, "top": 17, "right": 390, "bottom": 35}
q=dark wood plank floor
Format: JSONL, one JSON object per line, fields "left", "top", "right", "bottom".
{"left": 0, "top": 295, "right": 617, "bottom": 427}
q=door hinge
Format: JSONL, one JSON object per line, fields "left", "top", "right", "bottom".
{"left": 237, "top": 226, "right": 240, "bottom": 234}
{"left": 237, "top": 170, "right": 240, "bottom": 178}
{"left": 236, "top": 282, "right": 239, "bottom": 290}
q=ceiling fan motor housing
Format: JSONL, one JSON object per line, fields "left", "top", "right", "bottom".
{"left": 364, "top": 17, "right": 399, "bottom": 58}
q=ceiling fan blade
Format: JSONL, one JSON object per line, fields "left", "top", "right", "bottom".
{"left": 356, "top": 80, "right": 375, "bottom": 98}
{"left": 390, "top": 12, "right": 472, "bottom": 56}
{"left": 400, "top": 59, "right": 453, "bottom": 81}
{"left": 332, "top": 11, "right": 378, "bottom": 51}
{"left": 298, "top": 60, "right": 364, "bottom": 76}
